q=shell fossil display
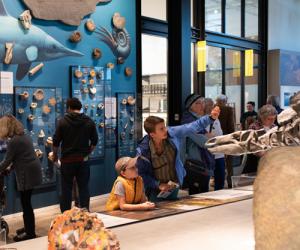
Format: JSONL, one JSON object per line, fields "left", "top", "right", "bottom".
{"left": 69, "top": 31, "right": 82, "bottom": 43}
{"left": 33, "top": 89, "right": 44, "bottom": 101}
{"left": 121, "top": 98, "right": 127, "bottom": 105}
{"left": 18, "top": 108, "right": 24, "bottom": 114}
{"left": 74, "top": 69, "right": 83, "bottom": 78}
{"left": 38, "top": 129, "right": 45, "bottom": 138}
{"left": 89, "top": 79, "right": 95, "bottom": 85}
{"left": 127, "top": 96, "right": 136, "bottom": 105}
{"left": 89, "top": 70, "right": 96, "bottom": 78}
{"left": 48, "top": 97, "right": 57, "bottom": 106}
{"left": 95, "top": 13, "right": 131, "bottom": 62}
{"left": 42, "top": 105, "right": 51, "bottom": 114}
{"left": 46, "top": 137, "right": 53, "bottom": 146}
{"left": 35, "top": 149, "right": 43, "bottom": 158}
{"left": 85, "top": 19, "right": 96, "bottom": 32}
{"left": 27, "top": 114, "right": 35, "bottom": 121}
{"left": 89, "top": 87, "right": 97, "bottom": 95}
{"left": 106, "top": 62, "right": 114, "bottom": 69}
{"left": 125, "top": 67, "right": 132, "bottom": 77}
{"left": 112, "top": 12, "right": 126, "bottom": 29}
{"left": 97, "top": 103, "right": 104, "bottom": 110}
{"left": 30, "top": 102, "right": 38, "bottom": 109}
{"left": 19, "top": 91, "right": 29, "bottom": 100}
{"left": 92, "top": 48, "right": 102, "bottom": 59}
{"left": 99, "top": 122, "right": 105, "bottom": 128}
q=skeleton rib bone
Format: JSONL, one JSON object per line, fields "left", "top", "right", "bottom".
{"left": 205, "top": 103, "right": 300, "bottom": 155}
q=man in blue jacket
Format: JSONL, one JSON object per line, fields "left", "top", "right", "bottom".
{"left": 136, "top": 106, "right": 220, "bottom": 201}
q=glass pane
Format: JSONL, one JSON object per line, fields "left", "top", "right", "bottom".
{"left": 205, "top": 0, "right": 222, "bottom": 32}
{"left": 142, "top": 0, "right": 167, "bottom": 21}
{"left": 226, "top": 0, "right": 241, "bottom": 36}
{"left": 205, "top": 46, "right": 222, "bottom": 100}
{"left": 245, "top": 53, "right": 260, "bottom": 113}
{"left": 225, "top": 49, "right": 241, "bottom": 128}
{"left": 142, "top": 34, "right": 168, "bottom": 135}
{"left": 245, "top": 0, "right": 259, "bottom": 40}
{"left": 191, "top": 0, "right": 194, "bottom": 26}
{"left": 191, "top": 43, "right": 194, "bottom": 93}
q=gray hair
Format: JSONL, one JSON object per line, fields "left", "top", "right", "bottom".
{"left": 266, "top": 95, "right": 280, "bottom": 107}
{"left": 258, "top": 104, "right": 278, "bottom": 121}
{"left": 216, "top": 94, "right": 227, "bottom": 105}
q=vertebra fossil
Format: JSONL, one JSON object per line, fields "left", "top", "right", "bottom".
{"left": 206, "top": 94, "right": 300, "bottom": 155}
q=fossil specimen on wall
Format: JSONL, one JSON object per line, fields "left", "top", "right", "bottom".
{"left": 22, "top": 0, "right": 112, "bottom": 26}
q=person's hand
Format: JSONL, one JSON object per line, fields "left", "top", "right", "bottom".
{"left": 210, "top": 106, "right": 220, "bottom": 120}
{"left": 205, "top": 132, "right": 214, "bottom": 139}
{"left": 159, "top": 183, "right": 173, "bottom": 191}
{"left": 141, "top": 201, "right": 155, "bottom": 210}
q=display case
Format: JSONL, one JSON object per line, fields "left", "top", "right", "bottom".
{"left": 70, "top": 66, "right": 112, "bottom": 159}
{"left": 117, "top": 93, "right": 136, "bottom": 158}
{"left": 14, "top": 87, "right": 62, "bottom": 186}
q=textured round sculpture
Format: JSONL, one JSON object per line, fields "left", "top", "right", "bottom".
{"left": 48, "top": 207, "right": 120, "bottom": 250}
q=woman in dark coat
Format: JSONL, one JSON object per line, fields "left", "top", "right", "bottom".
{"left": 0, "top": 115, "right": 42, "bottom": 241}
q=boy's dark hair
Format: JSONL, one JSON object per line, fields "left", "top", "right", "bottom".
{"left": 66, "top": 98, "right": 82, "bottom": 110}
{"left": 144, "top": 116, "right": 165, "bottom": 134}
{"left": 247, "top": 101, "right": 255, "bottom": 107}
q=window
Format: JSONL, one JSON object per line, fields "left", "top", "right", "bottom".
{"left": 245, "top": 0, "right": 259, "bottom": 40}
{"left": 205, "top": 0, "right": 222, "bottom": 32}
{"left": 141, "top": 0, "right": 167, "bottom": 20}
{"left": 142, "top": 34, "right": 168, "bottom": 133}
{"left": 226, "top": 0, "right": 241, "bottom": 36}
{"left": 245, "top": 53, "right": 260, "bottom": 112}
{"left": 205, "top": 46, "right": 222, "bottom": 100}
{"left": 225, "top": 49, "right": 241, "bottom": 127}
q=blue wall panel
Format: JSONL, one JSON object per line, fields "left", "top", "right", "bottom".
{"left": 0, "top": 0, "right": 136, "bottom": 214}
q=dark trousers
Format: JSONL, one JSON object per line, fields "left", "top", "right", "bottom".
{"left": 20, "top": 189, "right": 35, "bottom": 236}
{"left": 60, "top": 162, "right": 90, "bottom": 213}
{"left": 225, "top": 155, "right": 233, "bottom": 188}
{"left": 183, "top": 169, "right": 210, "bottom": 195}
{"left": 214, "top": 158, "right": 225, "bottom": 190}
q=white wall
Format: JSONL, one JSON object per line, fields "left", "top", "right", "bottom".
{"left": 269, "top": 0, "right": 300, "bottom": 51}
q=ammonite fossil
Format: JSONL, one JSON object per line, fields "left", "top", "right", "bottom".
{"left": 107, "top": 62, "right": 114, "bottom": 69}
{"left": 89, "top": 87, "right": 97, "bottom": 95}
{"left": 127, "top": 96, "right": 136, "bottom": 105}
{"left": 74, "top": 69, "right": 83, "bottom": 78}
{"left": 35, "top": 149, "right": 43, "bottom": 158}
{"left": 125, "top": 67, "right": 132, "bottom": 77}
{"left": 33, "top": 89, "right": 44, "bottom": 101}
{"left": 42, "top": 105, "right": 51, "bottom": 114}
{"left": 121, "top": 98, "right": 127, "bottom": 105}
{"left": 18, "top": 108, "right": 24, "bottom": 114}
{"left": 69, "top": 31, "right": 82, "bottom": 43}
{"left": 30, "top": 102, "right": 38, "bottom": 109}
{"left": 48, "top": 97, "right": 57, "bottom": 106}
{"left": 89, "top": 69, "right": 96, "bottom": 78}
{"left": 98, "top": 103, "right": 104, "bottom": 110}
{"left": 85, "top": 19, "right": 96, "bottom": 32}
{"left": 19, "top": 91, "right": 29, "bottom": 100}
{"left": 92, "top": 48, "right": 102, "bottom": 59}
{"left": 27, "top": 114, "right": 35, "bottom": 121}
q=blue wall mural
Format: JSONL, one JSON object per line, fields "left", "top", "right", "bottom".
{"left": 0, "top": 0, "right": 136, "bottom": 214}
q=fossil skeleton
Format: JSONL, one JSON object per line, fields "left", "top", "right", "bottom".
{"left": 205, "top": 97, "right": 300, "bottom": 155}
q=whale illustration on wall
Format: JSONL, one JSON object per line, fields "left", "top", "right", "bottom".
{"left": 0, "top": 0, "right": 83, "bottom": 80}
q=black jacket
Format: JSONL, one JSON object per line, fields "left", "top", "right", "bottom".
{"left": 0, "top": 134, "right": 42, "bottom": 191}
{"left": 53, "top": 112, "right": 98, "bottom": 159}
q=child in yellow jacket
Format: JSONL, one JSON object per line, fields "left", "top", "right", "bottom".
{"left": 106, "top": 156, "right": 155, "bottom": 211}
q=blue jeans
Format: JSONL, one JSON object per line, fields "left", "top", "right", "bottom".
{"left": 60, "top": 162, "right": 90, "bottom": 213}
{"left": 214, "top": 158, "right": 225, "bottom": 190}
